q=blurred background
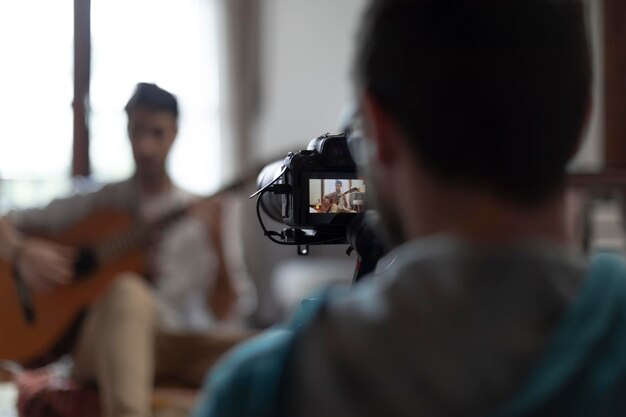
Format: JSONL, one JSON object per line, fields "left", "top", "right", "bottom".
{"left": 0, "top": 0, "right": 624, "bottom": 326}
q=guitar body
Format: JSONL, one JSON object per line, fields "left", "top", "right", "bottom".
{"left": 0, "top": 210, "right": 145, "bottom": 367}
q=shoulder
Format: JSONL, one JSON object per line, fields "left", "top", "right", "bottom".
{"left": 94, "top": 178, "right": 137, "bottom": 200}
{"left": 6, "top": 178, "right": 136, "bottom": 232}
{"left": 490, "top": 252, "right": 626, "bottom": 417}
{"left": 194, "top": 292, "right": 334, "bottom": 417}
{"left": 67, "top": 178, "right": 139, "bottom": 216}
{"left": 194, "top": 329, "right": 296, "bottom": 417}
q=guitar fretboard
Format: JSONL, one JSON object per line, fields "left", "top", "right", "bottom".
{"left": 91, "top": 174, "right": 252, "bottom": 265}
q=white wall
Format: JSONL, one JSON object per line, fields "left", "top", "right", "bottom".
{"left": 254, "top": 0, "right": 367, "bottom": 160}
{"left": 253, "top": 0, "right": 604, "bottom": 168}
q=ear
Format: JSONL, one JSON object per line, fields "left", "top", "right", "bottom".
{"left": 361, "top": 92, "right": 401, "bottom": 167}
{"left": 167, "top": 124, "right": 179, "bottom": 146}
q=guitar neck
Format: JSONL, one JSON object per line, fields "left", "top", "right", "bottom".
{"left": 339, "top": 188, "right": 360, "bottom": 197}
{"left": 95, "top": 170, "right": 258, "bottom": 264}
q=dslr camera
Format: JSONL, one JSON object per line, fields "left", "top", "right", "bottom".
{"left": 253, "top": 133, "right": 367, "bottom": 253}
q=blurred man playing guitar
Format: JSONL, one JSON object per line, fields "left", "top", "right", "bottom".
{"left": 319, "top": 180, "right": 358, "bottom": 213}
{"left": 0, "top": 83, "right": 252, "bottom": 417}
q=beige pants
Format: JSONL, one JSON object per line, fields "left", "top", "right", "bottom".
{"left": 71, "top": 273, "right": 251, "bottom": 417}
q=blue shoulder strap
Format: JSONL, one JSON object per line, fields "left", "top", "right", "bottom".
{"left": 490, "top": 252, "right": 626, "bottom": 417}
{"left": 192, "top": 293, "right": 330, "bottom": 417}
{"left": 196, "top": 254, "right": 626, "bottom": 417}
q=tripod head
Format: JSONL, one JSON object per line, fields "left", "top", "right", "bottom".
{"left": 346, "top": 211, "right": 388, "bottom": 282}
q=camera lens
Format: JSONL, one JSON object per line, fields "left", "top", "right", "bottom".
{"left": 256, "top": 160, "right": 285, "bottom": 223}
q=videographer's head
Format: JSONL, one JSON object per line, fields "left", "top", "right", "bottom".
{"left": 353, "top": 0, "right": 591, "bottom": 244}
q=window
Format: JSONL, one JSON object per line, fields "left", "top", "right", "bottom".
{"left": 0, "top": 1, "right": 74, "bottom": 210}
{"left": 0, "top": 0, "right": 222, "bottom": 214}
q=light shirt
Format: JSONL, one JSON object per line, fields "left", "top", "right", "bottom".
{"left": 8, "top": 178, "right": 221, "bottom": 332}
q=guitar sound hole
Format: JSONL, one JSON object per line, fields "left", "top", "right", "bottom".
{"left": 73, "top": 248, "right": 98, "bottom": 280}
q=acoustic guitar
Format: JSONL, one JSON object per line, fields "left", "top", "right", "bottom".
{"left": 0, "top": 177, "right": 249, "bottom": 368}
{"left": 319, "top": 187, "right": 361, "bottom": 213}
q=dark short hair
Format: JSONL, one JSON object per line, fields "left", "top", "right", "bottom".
{"left": 354, "top": 0, "right": 591, "bottom": 205}
{"left": 124, "top": 83, "right": 179, "bottom": 119}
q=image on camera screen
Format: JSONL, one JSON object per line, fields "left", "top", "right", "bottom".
{"left": 309, "top": 179, "right": 366, "bottom": 214}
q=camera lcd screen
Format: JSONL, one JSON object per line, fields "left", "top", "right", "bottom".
{"left": 309, "top": 178, "right": 366, "bottom": 214}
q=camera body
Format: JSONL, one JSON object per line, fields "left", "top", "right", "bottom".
{"left": 257, "top": 133, "right": 366, "bottom": 245}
